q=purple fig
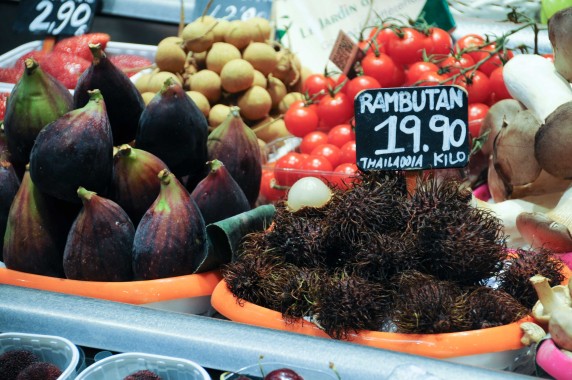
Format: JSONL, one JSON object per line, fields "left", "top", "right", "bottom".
{"left": 63, "top": 187, "right": 134, "bottom": 281}
{"left": 112, "top": 144, "right": 168, "bottom": 226}
{"left": 190, "top": 159, "right": 250, "bottom": 225}
{"left": 29, "top": 89, "right": 113, "bottom": 203}
{"left": 133, "top": 169, "right": 207, "bottom": 279}
{"left": 3, "top": 167, "right": 70, "bottom": 277}
{"left": 0, "top": 161, "right": 20, "bottom": 261}
{"left": 4, "top": 58, "right": 73, "bottom": 176}
{"left": 74, "top": 43, "right": 145, "bottom": 145}
{"left": 136, "top": 78, "right": 208, "bottom": 186}
{"left": 207, "top": 106, "right": 262, "bottom": 207}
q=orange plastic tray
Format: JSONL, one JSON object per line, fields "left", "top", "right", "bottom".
{"left": 212, "top": 279, "right": 533, "bottom": 359}
{"left": 0, "top": 267, "right": 222, "bottom": 305}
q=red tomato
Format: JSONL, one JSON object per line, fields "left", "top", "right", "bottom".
{"left": 361, "top": 52, "right": 399, "bottom": 88}
{"left": 489, "top": 66, "right": 512, "bottom": 102}
{"left": 424, "top": 27, "right": 453, "bottom": 56}
{"left": 438, "top": 53, "right": 475, "bottom": 77}
{"left": 371, "top": 26, "right": 399, "bottom": 48}
{"left": 284, "top": 105, "right": 320, "bottom": 137}
{"left": 330, "top": 163, "right": 360, "bottom": 190}
{"left": 468, "top": 103, "right": 490, "bottom": 137}
{"left": 317, "top": 92, "right": 354, "bottom": 128}
{"left": 415, "top": 70, "right": 449, "bottom": 86}
{"left": 339, "top": 140, "right": 357, "bottom": 164}
{"left": 345, "top": 75, "right": 381, "bottom": 101}
{"left": 386, "top": 27, "right": 427, "bottom": 66}
{"left": 299, "top": 154, "right": 334, "bottom": 173}
{"left": 472, "top": 44, "right": 514, "bottom": 76}
{"left": 330, "top": 73, "right": 349, "bottom": 94}
{"left": 311, "top": 143, "right": 343, "bottom": 168}
{"left": 327, "top": 124, "right": 355, "bottom": 148}
{"left": 300, "top": 131, "right": 329, "bottom": 154}
{"left": 274, "top": 152, "right": 304, "bottom": 186}
{"left": 454, "top": 33, "right": 486, "bottom": 62}
{"left": 260, "top": 170, "right": 287, "bottom": 202}
{"left": 405, "top": 61, "right": 440, "bottom": 85}
{"left": 455, "top": 70, "right": 491, "bottom": 104}
{"left": 303, "top": 74, "right": 333, "bottom": 100}
{"left": 391, "top": 64, "right": 406, "bottom": 87}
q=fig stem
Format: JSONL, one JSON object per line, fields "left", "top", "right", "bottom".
{"left": 87, "top": 89, "right": 104, "bottom": 103}
{"left": 77, "top": 186, "right": 95, "bottom": 201}
{"left": 116, "top": 144, "right": 133, "bottom": 158}
{"left": 24, "top": 58, "right": 39, "bottom": 74}
{"left": 208, "top": 159, "right": 223, "bottom": 173}
{"left": 88, "top": 43, "right": 105, "bottom": 63}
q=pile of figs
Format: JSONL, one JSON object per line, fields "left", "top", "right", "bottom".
{"left": 0, "top": 40, "right": 262, "bottom": 282}
{"left": 135, "top": 15, "right": 310, "bottom": 144}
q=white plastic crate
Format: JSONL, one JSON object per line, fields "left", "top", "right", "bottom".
{"left": 0, "top": 332, "right": 81, "bottom": 380}
{"left": 76, "top": 352, "right": 210, "bottom": 380}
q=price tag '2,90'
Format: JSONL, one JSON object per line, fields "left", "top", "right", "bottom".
{"left": 354, "top": 85, "right": 469, "bottom": 172}
{"left": 14, "top": 0, "right": 99, "bottom": 37}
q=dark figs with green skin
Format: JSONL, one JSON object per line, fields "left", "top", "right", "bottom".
{"left": 0, "top": 161, "right": 20, "bottom": 261}
{"left": 207, "top": 106, "right": 262, "bottom": 206}
{"left": 132, "top": 169, "right": 207, "bottom": 280}
{"left": 4, "top": 58, "right": 73, "bottom": 176}
{"left": 29, "top": 89, "right": 113, "bottom": 203}
{"left": 3, "top": 167, "right": 69, "bottom": 277}
{"left": 136, "top": 77, "right": 208, "bottom": 186}
{"left": 63, "top": 187, "right": 134, "bottom": 281}
{"left": 112, "top": 144, "right": 167, "bottom": 226}
{"left": 74, "top": 43, "right": 144, "bottom": 145}
{"left": 190, "top": 159, "right": 250, "bottom": 225}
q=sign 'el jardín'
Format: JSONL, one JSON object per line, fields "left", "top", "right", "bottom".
{"left": 354, "top": 85, "right": 469, "bottom": 171}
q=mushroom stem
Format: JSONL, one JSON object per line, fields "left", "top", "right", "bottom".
{"left": 531, "top": 275, "right": 563, "bottom": 315}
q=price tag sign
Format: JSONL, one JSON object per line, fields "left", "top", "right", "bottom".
{"left": 13, "top": 0, "right": 99, "bottom": 37}
{"left": 192, "top": 0, "right": 272, "bottom": 21}
{"left": 354, "top": 86, "right": 469, "bottom": 171}
{"left": 329, "top": 30, "right": 364, "bottom": 78}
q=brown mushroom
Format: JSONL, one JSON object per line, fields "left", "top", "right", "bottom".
{"left": 549, "top": 7, "right": 572, "bottom": 82}
{"left": 535, "top": 101, "right": 572, "bottom": 179}
{"left": 479, "top": 99, "right": 526, "bottom": 158}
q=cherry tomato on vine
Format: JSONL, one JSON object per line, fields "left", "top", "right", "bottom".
{"left": 303, "top": 74, "right": 334, "bottom": 100}
{"left": 471, "top": 43, "right": 514, "bottom": 76}
{"left": 361, "top": 52, "right": 399, "bottom": 88}
{"left": 300, "top": 131, "right": 329, "bottom": 154}
{"left": 327, "top": 124, "right": 355, "bottom": 148}
{"left": 274, "top": 152, "right": 304, "bottom": 186}
{"left": 330, "top": 73, "right": 349, "bottom": 94}
{"left": 455, "top": 70, "right": 491, "bottom": 104}
{"left": 454, "top": 33, "right": 486, "bottom": 62}
{"left": 345, "top": 75, "right": 381, "bottom": 101}
{"left": 489, "top": 66, "right": 512, "bottom": 102}
{"left": 317, "top": 92, "right": 354, "bottom": 128}
{"left": 405, "top": 61, "right": 440, "bottom": 85}
{"left": 339, "top": 140, "right": 357, "bottom": 164}
{"left": 284, "top": 105, "right": 320, "bottom": 137}
{"left": 369, "top": 25, "right": 399, "bottom": 48}
{"left": 260, "top": 170, "right": 287, "bottom": 202}
{"left": 386, "top": 27, "right": 427, "bottom": 66}
{"left": 438, "top": 53, "right": 475, "bottom": 77}
{"left": 424, "top": 27, "right": 453, "bottom": 56}
{"left": 415, "top": 70, "right": 450, "bottom": 86}
{"left": 468, "top": 103, "right": 490, "bottom": 137}
{"left": 311, "top": 143, "right": 343, "bottom": 168}
{"left": 330, "top": 163, "right": 360, "bottom": 190}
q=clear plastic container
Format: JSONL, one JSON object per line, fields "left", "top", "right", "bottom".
{"left": 220, "top": 361, "right": 338, "bottom": 380}
{"left": 76, "top": 352, "right": 210, "bottom": 380}
{"left": 0, "top": 332, "right": 80, "bottom": 380}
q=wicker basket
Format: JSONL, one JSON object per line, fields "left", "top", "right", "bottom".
{"left": 448, "top": 0, "right": 541, "bottom": 21}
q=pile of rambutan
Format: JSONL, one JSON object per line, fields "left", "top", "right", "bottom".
{"left": 223, "top": 171, "right": 566, "bottom": 339}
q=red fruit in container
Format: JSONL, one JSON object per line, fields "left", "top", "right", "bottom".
{"left": 284, "top": 105, "right": 319, "bottom": 137}
{"left": 274, "top": 152, "right": 304, "bottom": 187}
{"left": 264, "top": 368, "right": 304, "bottom": 380}
{"left": 327, "top": 123, "right": 355, "bottom": 148}
{"left": 298, "top": 154, "right": 333, "bottom": 173}
{"left": 311, "top": 143, "right": 342, "bottom": 168}
{"left": 16, "top": 361, "right": 62, "bottom": 380}
{"left": 317, "top": 92, "right": 353, "bottom": 128}
{"left": 0, "top": 67, "right": 21, "bottom": 84}
{"left": 41, "top": 51, "right": 90, "bottom": 89}
{"left": 14, "top": 50, "right": 48, "bottom": 68}
{"left": 339, "top": 140, "right": 357, "bottom": 164}
{"left": 0, "top": 92, "right": 9, "bottom": 120}
{"left": 260, "top": 169, "right": 287, "bottom": 203}
{"left": 109, "top": 54, "right": 153, "bottom": 77}
{"left": 53, "top": 32, "right": 111, "bottom": 61}
{"left": 331, "top": 162, "right": 360, "bottom": 190}
{"left": 300, "top": 131, "right": 328, "bottom": 154}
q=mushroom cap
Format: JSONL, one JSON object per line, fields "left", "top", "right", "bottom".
{"left": 493, "top": 109, "right": 542, "bottom": 186}
{"left": 516, "top": 211, "right": 572, "bottom": 253}
{"left": 487, "top": 155, "right": 511, "bottom": 202}
{"left": 535, "top": 101, "right": 572, "bottom": 179}
{"left": 479, "top": 99, "right": 526, "bottom": 157}
{"left": 549, "top": 6, "right": 572, "bottom": 82}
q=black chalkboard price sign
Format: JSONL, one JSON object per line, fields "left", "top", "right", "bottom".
{"left": 13, "top": 0, "right": 99, "bottom": 37}
{"left": 354, "top": 85, "right": 469, "bottom": 171}
{"left": 192, "top": 0, "right": 272, "bottom": 21}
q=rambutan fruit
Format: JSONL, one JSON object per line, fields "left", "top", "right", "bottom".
{"left": 15, "top": 362, "right": 62, "bottom": 380}
{"left": 391, "top": 271, "right": 470, "bottom": 334}
{"left": 0, "top": 349, "right": 39, "bottom": 380}
{"left": 412, "top": 202, "right": 506, "bottom": 286}
{"left": 314, "top": 269, "right": 390, "bottom": 340}
{"left": 123, "top": 370, "right": 162, "bottom": 380}
{"left": 459, "top": 286, "right": 529, "bottom": 330}
{"left": 497, "top": 247, "right": 566, "bottom": 309}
